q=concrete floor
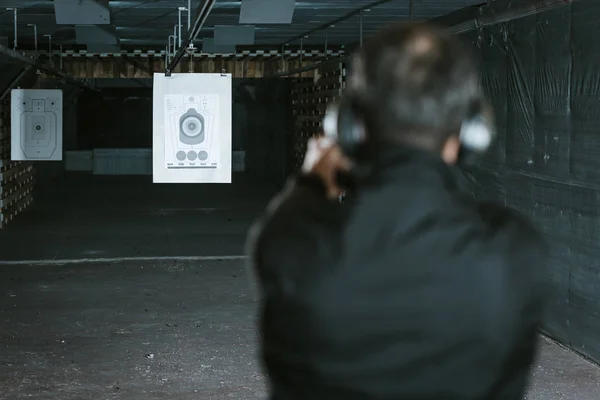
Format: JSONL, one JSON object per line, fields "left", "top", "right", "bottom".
{"left": 0, "top": 173, "right": 599, "bottom": 399}
{"left": 1, "top": 259, "right": 599, "bottom": 400}
{"left": 0, "top": 173, "right": 277, "bottom": 262}
{"left": 0, "top": 260, "right": 265, "bottom": 400}
{"left": 527, "top": 338, "right": 600, "bottom": 400}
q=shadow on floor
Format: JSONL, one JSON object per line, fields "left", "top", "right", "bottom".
{"left": 0, "top": 173, "right": 277, "bottom": 262}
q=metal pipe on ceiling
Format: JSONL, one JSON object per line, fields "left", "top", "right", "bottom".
{"left": 0, "top": 43, "right": 95, "bottom": 91}
{"left": 6, "top": 8, "right": 17, "bottom": 49}
{"left": 27, "top": 24, "right": 37, "bottom": 52}
{"left": 187, "top": 0, "right": 192, "bottom": 30}
{"left": 165, "top": 0, "right": 216, "bottom": 76}
{"left": 178, "top": 7, "right": 187, "bottom": 48}
{"left": 173, "top": 25, "right": 178, "bottom": 49}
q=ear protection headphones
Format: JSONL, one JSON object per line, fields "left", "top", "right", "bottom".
{"left": 323, "top": 92, "right": 496, "bottom": 165}
{"left": 457, "top": 98, "right": 495, "bottom": 164}
{"left": 322, "top": 94, "right": 366, "bottom": 159}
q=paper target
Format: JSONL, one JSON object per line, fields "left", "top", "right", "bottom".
{"left": 152, "top": 73, "right": 232, "bottom": 183}
{"left": 11, "top": 89, "right": 63, "bottom": 161}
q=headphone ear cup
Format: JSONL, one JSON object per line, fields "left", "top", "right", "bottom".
{"left": 336, "top": 96, "right": 366, "bottom": 156}
{"left": 323, "top": 102, "right": 340, "bottom": 139}
{"left": 322, "top": 96, "right": 366, "bottom": 158}
{"left": 459, "top": 99, "right": 495, "bottom": 155}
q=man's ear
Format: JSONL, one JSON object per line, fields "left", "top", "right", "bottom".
{"left": 441, "top": 135, "right": 461, "bottom": 164}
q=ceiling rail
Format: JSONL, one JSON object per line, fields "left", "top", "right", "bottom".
{"left": 165, "top": 0, "right": 216, "bottom": 76}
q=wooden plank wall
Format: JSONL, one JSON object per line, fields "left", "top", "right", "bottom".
{"left": 52, "top": 56, "right": 317, "bottom": 79}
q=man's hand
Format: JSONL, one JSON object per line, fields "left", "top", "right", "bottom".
{"left": 301, "top": 137, "right": 352, "bottom": 199}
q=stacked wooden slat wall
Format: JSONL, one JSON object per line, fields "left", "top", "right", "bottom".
{"left": 0, "top": 97, "right": 34, "bottom": 228}
{"left": 47, "top": 56, "right": 320, "bottom": 79}
{"left": 290, "top": 62, "right": 346, "bottom": 170}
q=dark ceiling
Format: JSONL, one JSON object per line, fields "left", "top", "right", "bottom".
{"left": 0, "top": 0, "right": 489, "bottom": 51}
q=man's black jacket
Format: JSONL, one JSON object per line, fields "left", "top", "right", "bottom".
{"left": 247, "top": 145, "right": 547, "bottom": 400}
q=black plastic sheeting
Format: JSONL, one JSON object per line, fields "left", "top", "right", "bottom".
{"left": 461, "top": 1, "right": 600, "bottom": 363}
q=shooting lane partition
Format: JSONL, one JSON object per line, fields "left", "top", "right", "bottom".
{"left": 290, "top": 62, "right": 346, "bottom": 170}
{"left": 0, "top": 96, "right": 35, "bottom": 228}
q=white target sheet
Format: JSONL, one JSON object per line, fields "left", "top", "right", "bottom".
{"left": 153, "top": 73, "right": 232, "bottom": 183}
{"left": 11, "top": 89, "right": 63, "bottom": 161}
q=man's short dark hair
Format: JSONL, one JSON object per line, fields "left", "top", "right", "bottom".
{"left": 349, "top": 22, "right": 481, "bottom": 150}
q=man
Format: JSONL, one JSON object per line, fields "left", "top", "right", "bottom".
{"left": 247, "top": 22, "right": 546, "bottom": 400}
